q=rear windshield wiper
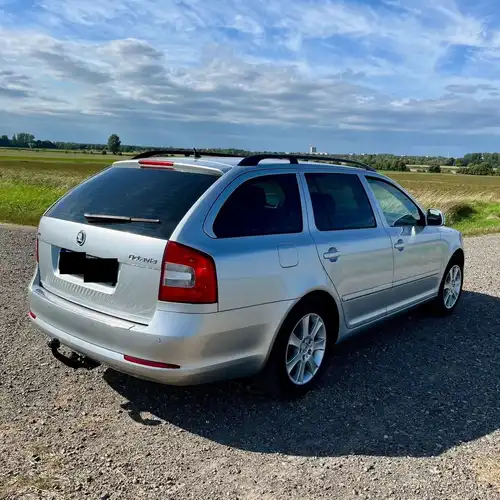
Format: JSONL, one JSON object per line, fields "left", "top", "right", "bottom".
{"left": 84, "top": 213, "right": 161, "bottom": 224}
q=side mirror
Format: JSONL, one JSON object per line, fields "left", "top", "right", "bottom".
{"left": 427, "top": 208, "right": 445, "bottom": 226}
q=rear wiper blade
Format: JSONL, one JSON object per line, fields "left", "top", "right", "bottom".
{"left": 84, "top": 213, "right": 160, "bottom": 224}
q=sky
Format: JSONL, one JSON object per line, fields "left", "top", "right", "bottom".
{"left": 2, "top": 0, "right": 500, "bottom": 155}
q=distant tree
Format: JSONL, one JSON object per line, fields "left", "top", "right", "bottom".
{"left": 16, "top": 132, "right": 35, "bottom": 148}
{"left": 101, "top": 150, "right": 107, "bottom": 155}
{"left": 0, "top": 135, "right": 10, "bottom": 147}
{"left": 34, "top": 140, "right": 57, "bottom": 149}
{"left": 393, "top": 159, "right": 409, "bottom": 171}
{"left": 463, "top": 153, "right": 482, "bottom": 166}
{"left": 455, "top": 159, "right": 463, "bottom": 167}
{"left": 107, "top": 134, "right": 121, "bottom": 154}
{"left": 428, "top": 164, "right": 441, "bottom": 173}
{"left": 374, "top": 158, "right": 408, "bottom": 172}
{"left": 469, "top": 162, "right": 494, "bottom": 175}
{"left": 482, "top": 152, "right": 500, "bottom": 167}
{"left": 458, "top": 162, "right": 494, "bottom": 175}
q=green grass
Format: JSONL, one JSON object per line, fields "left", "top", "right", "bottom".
{"left": 1, "top": 154, "right": 500, "bottom": 235}
{"left": 451, "top": 202, "right": 500, "bottom": 235}
{"left": 380, "top": 171, "right": 500, "bottom": 235}
{"left": 0, "top": 181, "right": 68, "bottom": 226}
{"left": 0, "top": 156, "right": 105, "bottom": 225}
{"left": 0, "top": 148, "right": 132, "bottom": 160}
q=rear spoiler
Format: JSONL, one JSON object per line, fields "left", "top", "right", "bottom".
{"left": 113, "top": 159, "right": 224, "bottom": 176}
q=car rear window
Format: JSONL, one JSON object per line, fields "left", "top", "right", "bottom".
{"left": 45, "top": 166, "right": 218, "bottom": 240}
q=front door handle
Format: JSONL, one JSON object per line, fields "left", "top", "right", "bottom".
{"left": 394, "top": 239, "right": 405, "bottom": 251}
{"left": 323, "top": 247, "right": 340, "bottom": 262}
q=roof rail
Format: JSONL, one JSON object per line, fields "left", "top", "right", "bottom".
{"left": 131, "top": 149, "right": 246, "bottom": 160}
{"left": 237, "top": 154, "right": 377, "bottom": 172}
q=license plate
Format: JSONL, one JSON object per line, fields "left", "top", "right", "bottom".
{"left": 59, "top": 249, "right": 119, "bottom": 286}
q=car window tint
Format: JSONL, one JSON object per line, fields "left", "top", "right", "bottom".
{"left": 367, "top": 178, "right": 423, "bottom": 227}
{"left": 305, "top": 173, "right": 376, "bottom": 231}
{"left": 213, "top": 174, "right": 303, "bottom": 238}
{"left": 45, "top": 167, "right": 218, "bottom": 239}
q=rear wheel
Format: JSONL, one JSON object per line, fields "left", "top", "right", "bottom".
{"left": 257, "top": 301, "right": 337, "bottom": 398}
{"left": 433, "top": 258, "right": 464, "bottom": 316}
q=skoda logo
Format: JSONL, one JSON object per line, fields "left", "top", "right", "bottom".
{"left": 76, "top": 230, "right": 86, "bottom": 246}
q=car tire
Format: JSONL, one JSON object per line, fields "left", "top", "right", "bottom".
{"left": 255, "top": 300, "right": 337, "bottom": 399}
{"left": 433, "top": 257, "right": 464, "bottom": 316}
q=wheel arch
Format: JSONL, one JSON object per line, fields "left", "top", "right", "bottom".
{"left": 292, "top": 290, "right": 340, "bottom": 334}
{"left": 450, "top": 248, "right": 465, "bottom": 268}
{"left": 264, "top": 288, "right": 341, "bottom": 365}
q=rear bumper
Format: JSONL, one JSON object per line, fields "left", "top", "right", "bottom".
{"left": 28, "top": 277, "right": 292, "bottom": 386}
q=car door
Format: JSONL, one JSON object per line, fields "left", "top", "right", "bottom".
{"left": 364, "top": 176, "right": 445, "bottom": 314}
{"left": 204, "top": 170, "right": 325, "bottom": 313}
{"left": 302, "top": 171, "right": 394, "bottom": 329}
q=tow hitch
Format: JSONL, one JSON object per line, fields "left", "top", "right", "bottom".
{"left": 47, "top": 338, "right": 100, "bottom": 370}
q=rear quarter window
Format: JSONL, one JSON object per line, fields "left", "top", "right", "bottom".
{"left": 45, "top": 166, "right": 218, "bottom": 240}
{"left": 213, "top": 174, "right": 303, "bottom": 238}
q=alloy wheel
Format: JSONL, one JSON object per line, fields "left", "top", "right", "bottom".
{"left": 285, "top": 313, "right": 327, "bottom": 385}
{"left": 443, "top": 265, "right": 462, "bottom": 309}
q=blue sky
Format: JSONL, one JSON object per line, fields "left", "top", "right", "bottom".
{"left": 2, "top": 0, "right": 500, "bottom": 155}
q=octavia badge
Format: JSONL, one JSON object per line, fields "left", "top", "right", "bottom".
{"left": 76, "top": 230, "right": 86, "bottom": 246}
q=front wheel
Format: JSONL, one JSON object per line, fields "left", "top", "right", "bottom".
{"left": 433, "top": 259, "right": 464, "bottom": 316}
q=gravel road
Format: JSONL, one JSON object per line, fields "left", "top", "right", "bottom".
{"left": 0, "top": 225, "right": 499, "bottom": 500}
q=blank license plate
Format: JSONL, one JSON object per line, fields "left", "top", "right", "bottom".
{"left": 59, "top": 249, "right": 119, "bottom": 286}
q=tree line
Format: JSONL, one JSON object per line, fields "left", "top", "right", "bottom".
{"left": 348, "top": 153, "right": 499, "bottom": 175}
{"left": 1, "top": 132, "right": 499, "bottom": 174}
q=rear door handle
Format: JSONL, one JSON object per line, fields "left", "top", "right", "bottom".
{"left": 394, "top": 239, "right": 405, "bottom": 251}
{"left": 323, "top": 247, "right": 340, "bottom": 262}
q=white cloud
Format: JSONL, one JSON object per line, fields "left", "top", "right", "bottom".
{"left": 2, "top": 0, "right": 500, "bottom": 153}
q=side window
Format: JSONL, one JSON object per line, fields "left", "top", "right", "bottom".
{"left": 213, "top": 174, "right": 303, "bottom": 238}
{"left": 367, "top": 178, "right": 424, "bottom": 227}
{"left": 305, "top": 173, "right": 376, "bottom": 231}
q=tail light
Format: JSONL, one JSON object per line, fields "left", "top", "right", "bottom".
{"left": 139, "top": 160, "right": 174, "bottom": 169}
{"left": 159, "top": 242, "right": 217, "bottom": 304}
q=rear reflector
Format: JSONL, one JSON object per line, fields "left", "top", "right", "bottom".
{"left": 138, "top": 160, "right": 174, "bottom": 168}
{"left": 124, "top": 355, "right": 180, "bottom": 369}
{"left": 28, "top": 311, "right": 36, "bottom": 319}
{"left": 159, "top": 241, "right": 218, "bottom": 304}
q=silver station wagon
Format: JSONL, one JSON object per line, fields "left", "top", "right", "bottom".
{"left": 28, "top": 151, "right": 464, "bottom": 397}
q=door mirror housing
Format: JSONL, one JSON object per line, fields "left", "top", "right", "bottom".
{"left": 427, "top": 208, "right": 445, "bottom": 226}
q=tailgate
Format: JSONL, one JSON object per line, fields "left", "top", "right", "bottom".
{"left": 36, "top": 164, "right": 219, "bottom": 324}
{"left": 38, "top": 217, "right": 165, "bottom": 325}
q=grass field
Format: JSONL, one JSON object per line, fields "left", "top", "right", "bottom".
{"left": 1, "top": 152, "right": 499, "bottom": 235}
{"left": 384, "top": 172, "right": 500, "bottom": 235}
{"left": 0, "top": 147, "right": 132, "bottom": 159}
